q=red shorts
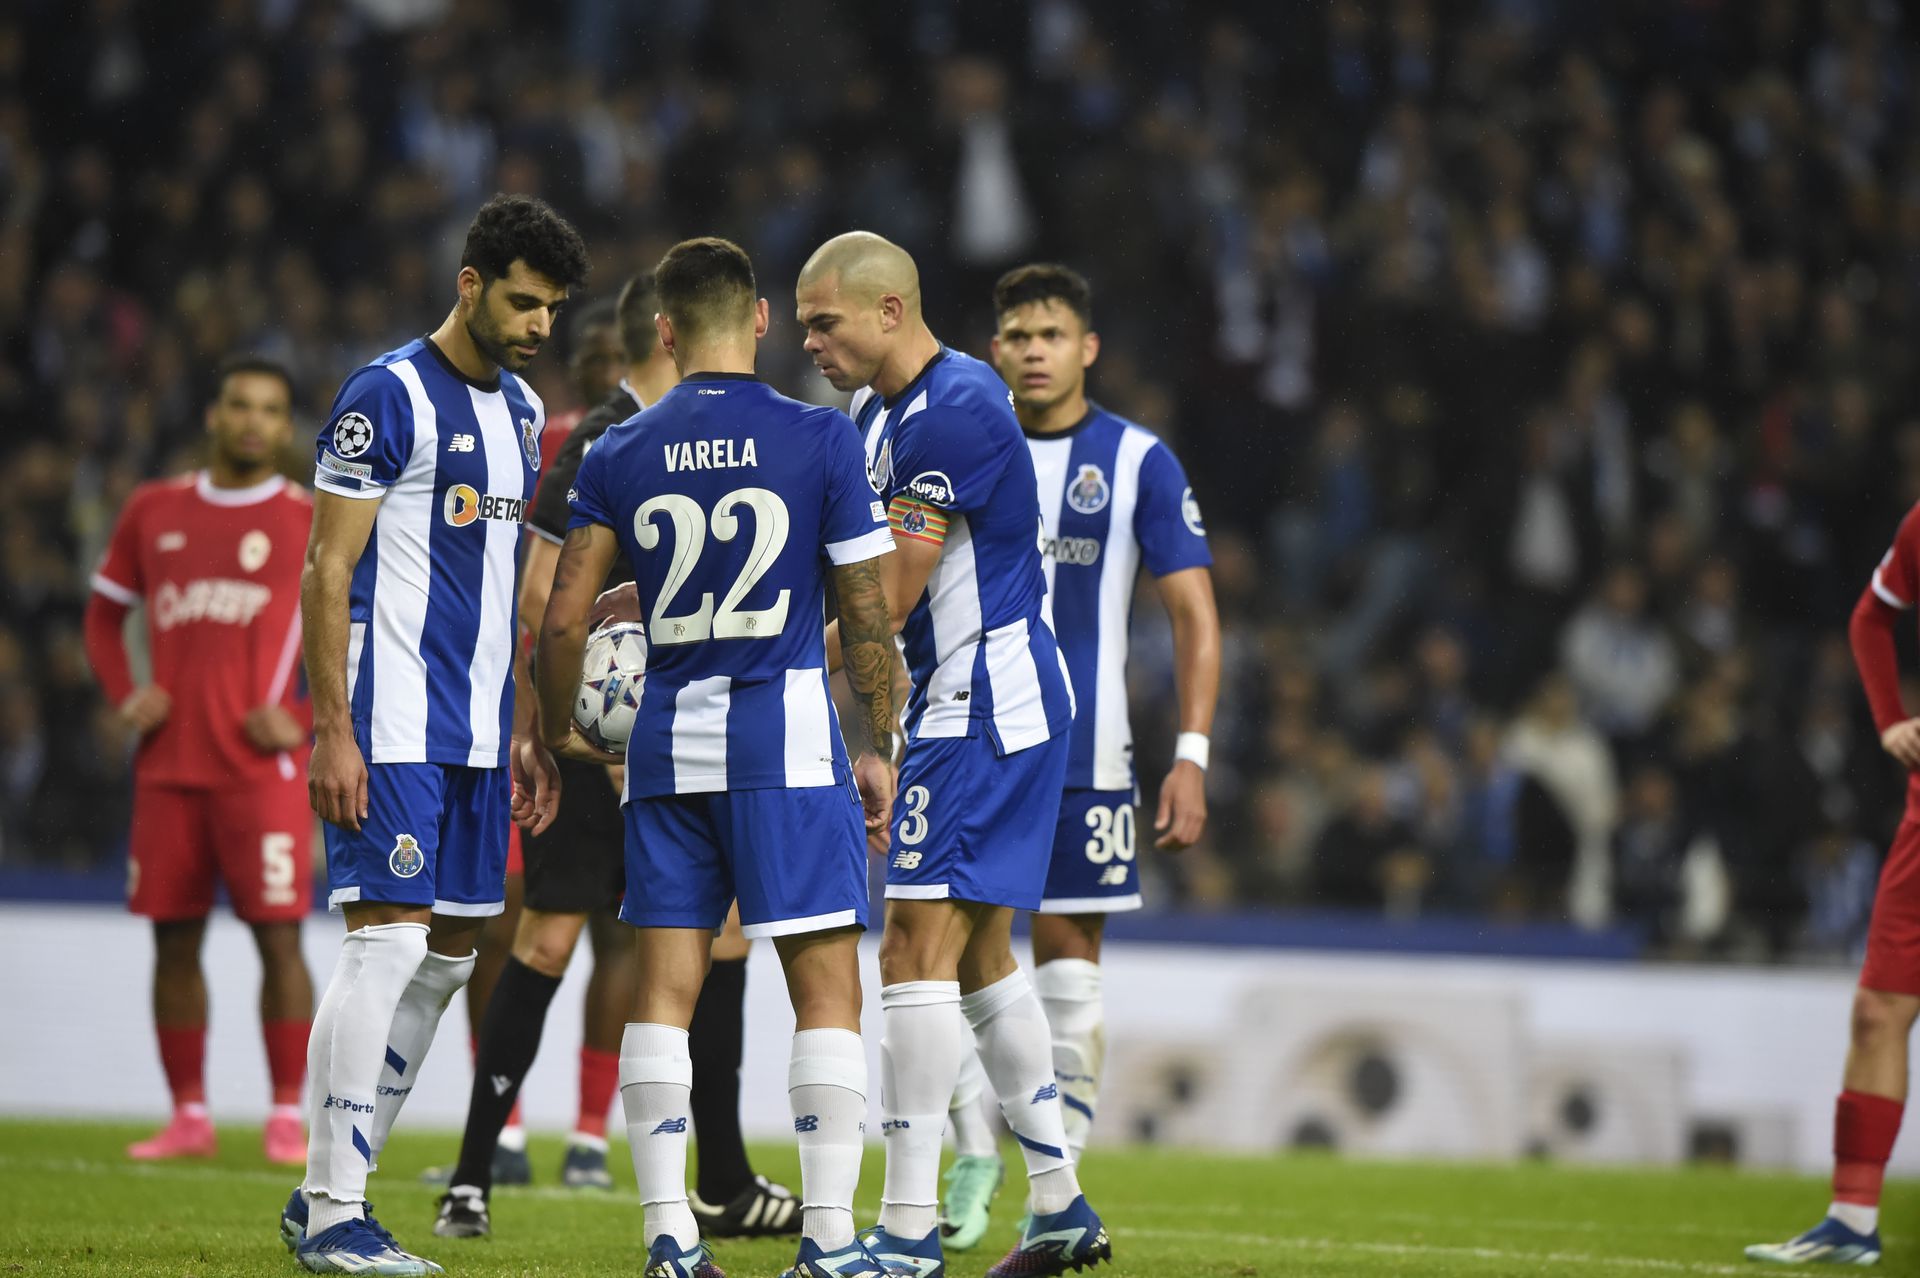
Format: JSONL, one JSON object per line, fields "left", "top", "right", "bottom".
{"left": 1862, "top": 816, "right": 1920, "bottom": 997}
{"left": 129, "top": 777, "right": 314, "bottom": 923}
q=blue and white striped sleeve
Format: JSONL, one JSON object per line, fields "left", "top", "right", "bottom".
{"left": 314, "top": 367, "right": 414, "bottom": 499}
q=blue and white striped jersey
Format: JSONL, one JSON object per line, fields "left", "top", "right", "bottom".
{"left": 1027, "top": 405, "right": 1211, "bottom": 790}
{"left": 853, "top": 348, "right": 1075, "bottom": 755}
{"left": 567, "top": 374, "right": 894, "bottom": 799}
{"left": 313, "top": 338, "right": 545, "bottom": 769}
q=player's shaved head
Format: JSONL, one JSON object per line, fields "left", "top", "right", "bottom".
{"left": 797, "top": 231, "right": 921, "bottom": 314}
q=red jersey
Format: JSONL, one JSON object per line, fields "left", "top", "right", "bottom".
{"left": 91, "top": 472, "right": 313, "bottom": 789}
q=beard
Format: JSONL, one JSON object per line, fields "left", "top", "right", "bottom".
{"left": 466, "top": 310, "right": 535, "bottom": 372}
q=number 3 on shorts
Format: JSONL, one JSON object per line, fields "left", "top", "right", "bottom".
{"left": 898, "top": 785, "right": 931, "bottom": 846}
{"left": 1083, "top": 804, "right": 1135, "bottom": 864}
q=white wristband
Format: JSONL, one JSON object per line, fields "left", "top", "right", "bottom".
{"left": 1174, "top": 732, "right": 1210, "bottom": 771}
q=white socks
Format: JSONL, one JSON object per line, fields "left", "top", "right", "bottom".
{"left": 370, "top": 948, "right": 473, "bottom": 1165}
{"left": 878, "top": 981, "right": 963, "bottom": 1241}
{"left": 789, "top": 1028, "right": 867, "bottom": 1250}
{"left": 1830, "top": 1201, "right": 1879, "bottom": 1234}
{"left": 303, "top": 922, "right": 429, "bottom": 1232}
{"left": 1033, "top": 959, "right": 1104, "bottom": 1158}
{"left": 962, "top": 969, "right": 1080, "bottom": 1216}
{"left": 949, "top": 1037, "right": 999, "bottom": 1158}
{"left": 621, "top": 1023, "right": 697, "bottom": 1250}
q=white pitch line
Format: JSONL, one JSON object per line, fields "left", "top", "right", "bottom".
{"left": 1125, "top": 1226, "right": 1754, "bottom": 1275}
{"left": 1102, "top": 1196, "right": 1762, "bottom": 1242}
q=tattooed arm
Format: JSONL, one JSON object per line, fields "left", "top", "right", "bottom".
{"left": 536, "top": 523, "right": 623, "bottom": 762}
{"left": 831, "top": 554, "right": 897, "bottom": 761}
{"left": 831, "top": 551, "right": 899, "bottom": 853}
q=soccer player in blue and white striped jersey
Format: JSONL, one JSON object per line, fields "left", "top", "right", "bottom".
{"left": 288, "top": 195, "right": 586, "bottom": 1277}
{"left": 940, "top": 264, "right": 1221, "bottom": 1249}
{"left": 537, "top": 237, "right": 899, "bottom": 1278}
{"left": 798, "top": 233, "right": 1110, "bottom": 1278}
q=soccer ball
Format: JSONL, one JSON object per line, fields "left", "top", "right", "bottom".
{"left": 574, "top": 622, "right": 647, "bottom": 751}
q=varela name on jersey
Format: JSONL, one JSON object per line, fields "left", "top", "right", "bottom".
{"left": 1027, "top": 403, "right": 1211, "bottom": 791}
{"left": 568, "top": 373, "right": 892, "bottom": 799}
{"left": 313, "top": 336, "right": 544, "bottom": 769}
{"left": 664, "top": 437, "right": 758, "bottom": 471}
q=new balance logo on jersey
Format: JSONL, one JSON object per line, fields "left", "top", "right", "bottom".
{"left": 157, "top": 532, "right": 186, "bottom": 552}
{"left": 1097, "top": 864, "right": 1130, "bottom": 886}
{"left": 448, "top": 433, "right": 476, "bottom": 452}
{"left": 892, "top": 850, "right": 923, "bottom": 870}
{"left": 650, "top": 1117, "right": 688, "bottom": 1135}
{"left": 1032, "top": 1083, "right": 1058, "bottom": 1104}
{"left": 793, "top": 1114, "right": 819, "bottom": 1133}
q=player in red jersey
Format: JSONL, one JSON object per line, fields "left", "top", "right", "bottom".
{"left": 83, "top": 356, "right": 317, "bottom": 1167}
{"left": 1748, "top": 506, "right": 1920, "bottom": 1265}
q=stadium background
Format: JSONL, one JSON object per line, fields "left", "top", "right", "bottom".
{"left": 4, "top": 0, "right": 1920, "bottom": 1180}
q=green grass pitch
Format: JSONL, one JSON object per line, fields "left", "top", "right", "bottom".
{"left": 0, "top": 1120, "right": 1912, "bottom": 1276}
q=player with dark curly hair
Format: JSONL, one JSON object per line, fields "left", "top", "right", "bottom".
{"left": 277, "top": 193, "right": 587, "bottom": 1276}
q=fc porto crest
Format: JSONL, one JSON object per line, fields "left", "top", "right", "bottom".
{"left": 1067, "top": 463, "right": 1110, "bottom": 515}
{"left": 520, "top": 417, "right": 541, "bottom": 470}
{"left": 388, "top": 834, "right": 424, "bottom": 879}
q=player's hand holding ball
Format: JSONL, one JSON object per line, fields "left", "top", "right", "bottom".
{"left": 309, "top": 725, "right": 367, "bottom": 832}
{"left": 853, "top": 747, "right": 897, "bottom": 858}
{"left": 243, "top": 704, "right": 305, "bottom": 752}
{"left": 558, "top": 621, "right": 644, "bottom": 769}
{"left": 1883, "top": 718, "right": 1920, "bottom": 770}
{"left": 117, "top": 685, "right": 172, "bottom": 737}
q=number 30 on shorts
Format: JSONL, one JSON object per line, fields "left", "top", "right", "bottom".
{"left": 1083, "top": 804, "right": 1135, "bottom": 864}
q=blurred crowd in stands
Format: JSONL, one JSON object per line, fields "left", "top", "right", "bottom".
{"left": 4, "top": 0, "right": 1919, "bottom": 963}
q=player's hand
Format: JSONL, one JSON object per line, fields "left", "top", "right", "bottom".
{"left": 852, "top": 751, "right": 897, "bottom": 858}
{"left": 1154, "top": 759, "right": 1207, "bottom": 850}
{"left": 243, "top": 705, "right": 306, "bottom": 752}
{"left": 118, "top": 686, "right": 172, "bottom": 737}
{"left": 309, "top": 727, "right": 368, "bottom": 832}
{"left": 588, "top": 582, "right": 641, "bottom": 630}
{"left": 1883, "top": 718, "right": 1920, "bottom": 770}
{"left": 512, "top": 735, "right": 566, "bottom": 836}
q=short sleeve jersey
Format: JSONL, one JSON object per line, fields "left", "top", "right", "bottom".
{"left": 852, "top": 348, "right": 1075, "bottom": 755}
{"left": 313, "top": 337, "right": 544, "bottom": 768}
{"left": 92, "top": 472, "right": 313, "bottom": 788}
{"left": 1026, "top": 405, "right": 1211, "bottom": 790}
{"left": 567, "top": 373, "right": 893, "bottom": 799}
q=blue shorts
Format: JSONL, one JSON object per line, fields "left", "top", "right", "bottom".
{"left": 1039, "top": 787, "right": 1143, "bottom": 914}
{"left": 620, "top": 776, "right": 868, "bottom": 939}
{"left": 323, "top": 763, "right": 510, "bottom": 916}
{"left": 886, "top": 732, "right": 1070, "bottom": 911}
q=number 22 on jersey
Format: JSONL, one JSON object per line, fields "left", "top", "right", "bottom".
{"left": 635, "top": 486, "right": 790, "bottom": 645}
